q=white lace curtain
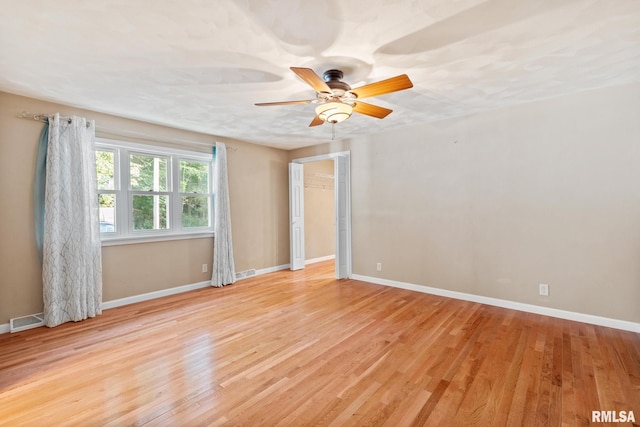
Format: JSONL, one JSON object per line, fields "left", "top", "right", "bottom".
{"left": 211, "top": 142, "right": 236, "bottom": 287}
{"left": 42, "top": 114, "right": 102, "bottom": 327}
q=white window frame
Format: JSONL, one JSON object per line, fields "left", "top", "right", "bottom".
{"left": 96, "top": 147, "right": 118, "bottom": 234}
{"left": 96, "top": 138, "right": 214, "bottom": 246}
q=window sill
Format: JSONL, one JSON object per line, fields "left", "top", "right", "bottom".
{"left": 101, "top": 231, "right": 214, "bottom": 247}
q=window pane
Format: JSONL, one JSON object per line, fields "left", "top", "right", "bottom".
{"left": 182, "top": 196, "right": 209, "bottom": 228}
{"left": 180, "top": 160, "right": 209, "bottom": 193}
{"left": 133, "top": 195, "right": 169, "bottom": 230}
{"left": 130, "top": 154, "right": 168, "bottom": 191}
{"left": 98, "top": 193, "right": 116, "bottom": 233}
{"left": 96, "top": 150, "right": 115, "bottom": 190}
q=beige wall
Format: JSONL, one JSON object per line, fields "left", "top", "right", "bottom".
{"left": 303, "top": 160, "right": 335, "bottom": 261}
{"left": 102, "top": 239, "right": 213, "bottom": 302}
{"left": 0, "top": 92, "right": 289, "bottom": 324}
{"left": 3, "top": 81, "right": 639, "bottom": 326}
{"left": 227, "top": 136, "right": 290, "bottom": 273}
{"left": 291, "top": 83, "right": 640, "bottom": 324}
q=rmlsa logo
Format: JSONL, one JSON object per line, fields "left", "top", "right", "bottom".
{"left": 592, "top": 410, "right": 635, "bottom": 423}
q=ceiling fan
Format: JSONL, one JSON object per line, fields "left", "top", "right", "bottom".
{"left": 255, "top": 67, "right": 413, "bottom": 127}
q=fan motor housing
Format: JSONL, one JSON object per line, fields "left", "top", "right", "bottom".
{"left": 323, "top": 69, "right": 351, "bottom": 93}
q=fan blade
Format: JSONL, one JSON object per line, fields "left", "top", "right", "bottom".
{"left": 309, "top": 115, "right": 324, "bottom": 127}
{"left": 353, "top": 102, "right": 393, "bottom": 119}
{"left": 290, "top": 67, "right": 332, "bottom": 93}
{"left": 255, "top": 100, "right": 314, "bottom": 106}
{"left": 350, "top": 74, "right": 413, "bottom": 99}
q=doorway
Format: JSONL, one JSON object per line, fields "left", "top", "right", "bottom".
{"left": 303, "top": 160, "right": 335, "bottom": 270}
{"left": 289, "top": 152, "right": 351, "bottom": 279}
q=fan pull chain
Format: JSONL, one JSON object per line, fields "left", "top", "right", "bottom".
{"left": 332, "top": 122, "right": 336, "bottom": 140}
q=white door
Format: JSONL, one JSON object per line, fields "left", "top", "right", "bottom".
{"left": 334, "top": 155, "right": 350, "bottom": 279}
{"left": 289, "top": 162, "right": 305, "bottom": 270}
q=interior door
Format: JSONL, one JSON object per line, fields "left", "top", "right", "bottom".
{"left": 334, "top": 155, "right": 350, "bottom": 279}
{"left": 289, "top": 162, "right": 305, "bottom": 270}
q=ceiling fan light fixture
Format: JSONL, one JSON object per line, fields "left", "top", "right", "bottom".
{"left": 315, "top": 102, "right": 353, "bottom": 124}
{"left": 256, "top": 68, "right": 413, "bottom": 126}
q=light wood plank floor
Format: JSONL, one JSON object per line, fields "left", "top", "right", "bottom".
{"left": 1, "top": 261, "right": 638, "bottom": 426}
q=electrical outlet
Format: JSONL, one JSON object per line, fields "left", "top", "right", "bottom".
{"left": 539, "top": 283, "right": 549, "bottom": 296}
{"left": 202, "top": 264, "right": 208, "bottom": 273}
{"left": 376, "top": 262, "right": 382, "bottom": 272}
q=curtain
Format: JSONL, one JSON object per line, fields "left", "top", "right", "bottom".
{"left": 211, "top": 142, "right": 236, "bottom": 287}
{"left": 34, "top": 120, "right": 49, "bottom": 263}
{"left": 42, "top": 114, "right": 102, "bottom": 327}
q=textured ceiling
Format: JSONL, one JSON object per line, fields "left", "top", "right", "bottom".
{"left": 1, "top": 0, "right": 639, "bottom": 150}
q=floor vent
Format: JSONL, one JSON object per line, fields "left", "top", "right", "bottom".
{"left": 10, "top": 313, "right": 44, "bottom": 333}
{"left": 236, "top": 269, "right": 257, "bottom": 280}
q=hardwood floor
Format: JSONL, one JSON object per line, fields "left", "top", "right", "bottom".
{"left": 1, "top": 261, "right": 638, "bottom": 426}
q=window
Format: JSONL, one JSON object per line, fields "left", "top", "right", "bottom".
{"left": 96, "top": 139, "right": 214, "bottom": 244}
{"left": 180, "top": 159, "right": 211, "bottom": 228}
{"left": 130, "top": 153, "right": 170, "bottom": 231}
{"left": 96, "top": 149, "right": 117, "bottom": 233}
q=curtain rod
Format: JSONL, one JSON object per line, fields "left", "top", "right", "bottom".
{"left": 17, "top": 111, "right": 237, "bottom": 151}
{"left": 18, "top": 111, "right": 88, "bottom": 126}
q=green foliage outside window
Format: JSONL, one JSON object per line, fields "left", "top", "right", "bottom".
{"left": 96, "top": 150, "right": 115, "bottom": 209}
{"left": 130, "top": 154, "right": 168, "bottom": 230}
{"left": 181, "top": 160, "right": 210, "bottom": 228}
{"left": 133, "top": 195, "right": 168, "bottom": 230}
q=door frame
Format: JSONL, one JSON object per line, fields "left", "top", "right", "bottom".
{"left": 290, "top": 151, "right": 352, "bottom": 279}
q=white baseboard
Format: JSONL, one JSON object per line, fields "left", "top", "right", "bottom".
{"left": 351, "top": 274, "right": 640, "bottom": 333}
{"left": 255, "top": 263, "right": 290, "bottom": 276}
{"left": 305, "top": 255, "right": 335, "bottom": 265}
{"left": 101, "top": 280, "right": 212, "bottom": 310}
{"left": 0, "top": 282, "right": 213, "bottom": 333}
{"left": 1, "top": 263, "right": 295, "bottom": 334}
{"left": 102, "top": 264, "right": 292, "bottom": 308}
{"left": 13, "top": 265, "right": 634, "bottom": 334}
